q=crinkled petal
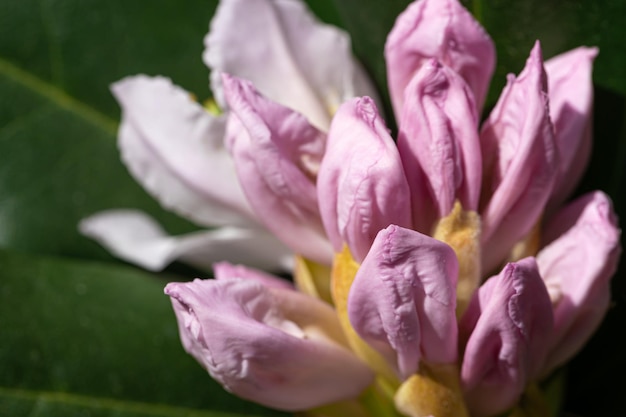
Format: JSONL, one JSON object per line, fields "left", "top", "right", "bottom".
{"left": 385, "top": 0, "right": 495, "bottom": 117}
{"left": 544, "top": 47, "right": 598, "bottom": 213}
{"left": 164, "top": 278, "right": 373, "bottom": 410}
{"left": 348, "top": 225, "right": 459, "bottom": 379}
{"left": 479, "top": 42, "right": 558, "bottom": 273}
{"left": 222, "top": 74, "right": 333, "bottom": 264}
{"left": 398, "top": 59, "right": 481, "bottom": 228}
{"left": 213, "top": 261, "right": 294, "bottom": 290}
{"left": 111, "top": 75, "right": 255, "bottom": 228}
{"left": 204, "top": 0, "right": 378, "bottom": 131}
{"left": 79, "top": 210, "right": 293, "bottom": 272}
{"left": 460, "top": 258, "right": 554, "bottom": 417}
{"left": 318, "top": 97, "right": 413, "bottom": 262}
{"left": 537, "top": 191, "right": 621, "bottom": 374}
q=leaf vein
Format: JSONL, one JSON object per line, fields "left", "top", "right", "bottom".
{"left": 0, "top": 57, "right": 118, "bottom": 136}
{"left": 0, "top": 386, "right": 263, "bottom": 417}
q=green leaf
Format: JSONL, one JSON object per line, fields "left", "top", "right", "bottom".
{"left": 0, "top": 57, "right": 197, "bottom": 261}
{"left": 0, "top": 249, "right": 285, "bottom": 417}
{"left": 0, "top": 387, "right": 266, "bottom": 417}
{"left": 0, "top": 0, "right": 226, "bottom": 260}
{"left": 0, "top": 0, "right": 219, "bottom": 119}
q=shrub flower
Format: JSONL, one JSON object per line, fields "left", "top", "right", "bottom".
{"left": 85, "top": 0, "right": 621, "bottom": 415}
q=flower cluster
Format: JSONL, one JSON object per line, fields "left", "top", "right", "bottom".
{"left": 82, "top": 0, "right": 621, "bottom": 416}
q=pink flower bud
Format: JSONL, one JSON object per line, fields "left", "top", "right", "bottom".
{"left": 538, "top": 191, "right": 621, "bottom": 375}
{"left": 317, "top": 97, "right": 413, "bottom": 262}
{"left": 398, "top": 59, "right": 482, "bottom": 229}
{"left": 222, "top": 74, "right": 333, "bottom": 264}
{"left": 479, "top": 42, "right": 558, "bottom": 273}
{"left": 385, "top": 0, "right": 495, "bottom": 117}
{"left": 460, "top": 258, "right": 554, "bottom": 417}
{"left": 165, "top": 278, "right": 373, "bottom": 410}
{"left": 348, "top": 225, "right": 459, "bottom": 379}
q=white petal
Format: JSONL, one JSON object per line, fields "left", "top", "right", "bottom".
{"left": 112, "top": 75, "right": 256, "bottom": 228}
{"left": 204, "top": 0, "right": 378, "bottom": 130}
{"left": 79, "top": 210, "right": 293, "bottom": 272}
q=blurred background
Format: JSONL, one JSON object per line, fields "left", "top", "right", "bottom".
{"left": 0, "top": 0, "right": 624, "bottom": 415}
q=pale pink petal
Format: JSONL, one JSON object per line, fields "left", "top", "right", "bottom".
{"left": 385, "top": 0, "right": 495, "bottom": 117}
{"left": 79, "top": 210, "right": 293, "bottom": 272}
{"left": 398, "top": 59, "right": 481, "bottom": 228}
{"left": 111, "top": 75, "right": 255, "bottom": 228}
{"left": 479, "top": 42, "right": 558, "bottom": 273}
{"left": 213, "top": 261, "right": 294, "bottom": 290}
{"left": 537, "top": 191, "right": 621, "bottom": 374}
{"left": 317, "top": 97, "right": 413, "bottom": 262}
{"left": 222, "top": 74, "right": 333, "bottom": 264}
{"left": 348, "top": 225, "right": 458, "bottom": 379}
{"left": 204, "top": 0, "right": 378, "bottom": 131}
{"left": 544, "top": 47, "right": 599, "bottom": 213}
{"left": 460, "top": 258, "right": 554, "bottom": 417}
{"left": 165, "top": 278, "right": 373, "bottom": 410}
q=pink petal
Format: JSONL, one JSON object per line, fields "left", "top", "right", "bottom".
{"left": 537, "top": 191, "right": 621, "bottom": 374}
{"left": 348, "top": 225, "right": 459, "bottom": 379}
{"left": 204, "top": 0, "right": 378, "bottom": 131}
{"left": 165, "top": 278, "right": 373, "bottom": 410}
{"left": 79, "top": 210, "right": 293, "bottom": 272}
{"left": 317, "top": 97, "right": 413, "bottom": 262}
{"left": 111, "top": 75, "right": 256, "bottom": 228}
{"left": 398, "top": 59, "right": 481, "bottom": 229}
{"left": 213, "top": 261, "right": 294, "bottom": 290}
{"left": 544, "top": 47, "right": 599, "bottom": 213}
{"left": 222, "top": 74, "right": 333, "bottom": 264}
{"left": 460, "top": 258, "right": 554, "bottom": 417}
{"left": 479, "top": 42, "right": 558, "bottom": 273}
{"left": 385, "top": 0, "right": 495, "bottom": 117}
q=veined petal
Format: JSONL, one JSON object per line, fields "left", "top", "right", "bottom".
{"left": 318, "top": 97, "right": 413, "bottom": 262}
{"left": 204, "top": 0, "right": 378, "bottom": 131}
{"left": 385, "top": 0, "right": 495, "bottom": 117}
{"left": 111, "top": 75, "right": 255, "bottom": 228}
{"left": 544, "top": 47, "right": 598, "bottom": 213}
{"left": 222, "top": 74, "right": 333, "bottom": 264}
{"left": 460, "top": 258, "right": 554, "bottom": 417}
{"left": 398, "top": 59, "right": 481, "bottom": 226}
{"left": 537, "top": 191, "right": 621, "bottom": 375}
{"left": 165, "top": 278, "right": 373, "bottom": 411}
{"left": 479, "top": 42, "right": 558, "bottom": 273}
{"left": 348, "top": 225, "right": 459, "bottom": 379}
{"left": 79, "top": 210, "right": 293, "bottom": 272}
{"left": 213, "top": 261, "right": 294, "bottom": 290}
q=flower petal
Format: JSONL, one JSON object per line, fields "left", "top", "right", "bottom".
{"left": 318, "top": 97, "right": 413, "bottom": 262}
{"left": 204, "top": 0, "right": 378, "bottom": 131}
{"left": 544, "top": 47, "right": 598, "bottom": 213}
{"left": 398, "top": 59, "right": 481, "bottom": 227}
{"left": 213, "top": 261, "right": 294, "bottom": 290}
{"left": 111, "top": 75, "right": 255, "bottom": 228}
{"left": 537, "top": 191, "right": 621, "bottom": 374}
{"left": 460, "top": 258, "right": 554, "bottom": 417}
{"left": 222, "top": 74, "right": 333, "bottom": 264}
{"left": 385, "top": 0, "right": 495, "bottom": 117}
{"left": 479, "top": 42, "right": 558, "bottom": 273}
{"left": 348, "top": 225, "right": 459, "bottom": 379}
{"left": 79, "top": 209, "right": 293, "bottom": 272}
{"left": 165, "top": 278, "right": 373, "bottom": 410}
